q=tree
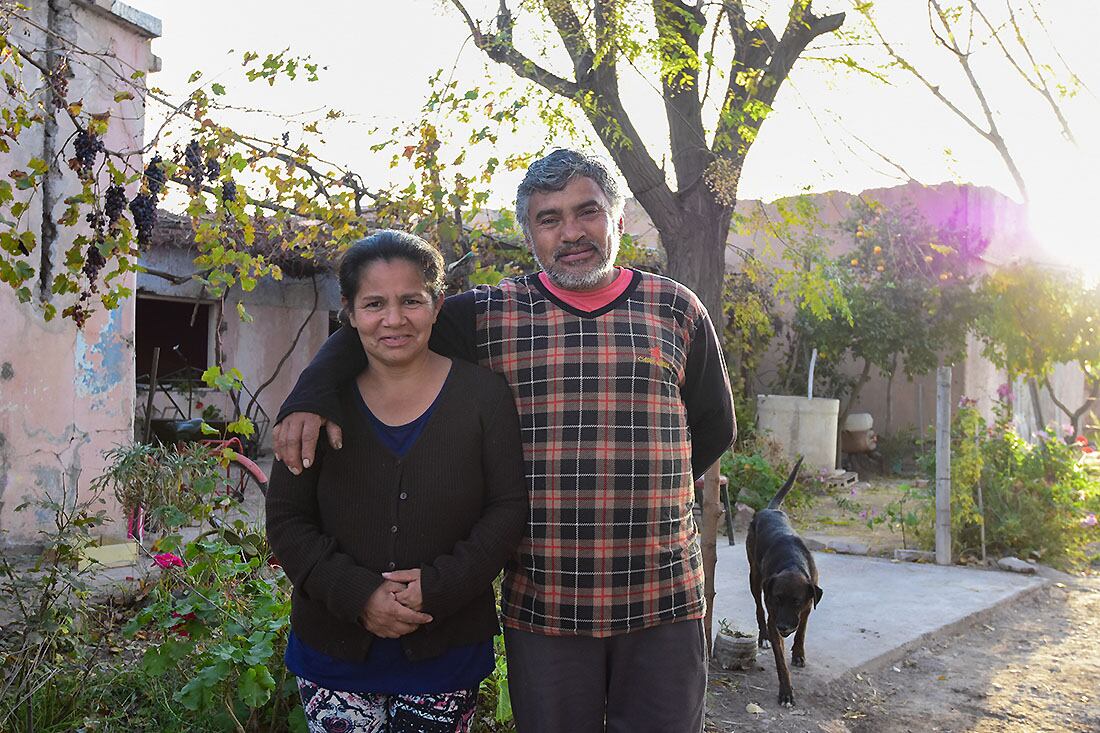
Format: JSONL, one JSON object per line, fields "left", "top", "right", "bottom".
{"left": 448, "top": 0, "right": 846, "bottom": 643}
{"left": 452, "top": 0, "right": 845, "bottom": 318}
{"left": 976, "top": 264, "right": 1100, "bottom": 437}
{"left": 789, "top": 198, "right": 984, "bottom": 429}
{"left": 855, "top": 0, "right": 1087, "bottom": 425}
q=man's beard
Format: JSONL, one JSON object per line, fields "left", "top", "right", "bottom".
{"left": 535, "top": 239, "right": 620, "bottom": 291}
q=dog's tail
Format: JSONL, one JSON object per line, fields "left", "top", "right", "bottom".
{"left": 767, "top": 457, "right": 804, "bottom": 510}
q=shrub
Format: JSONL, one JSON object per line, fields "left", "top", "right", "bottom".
{"left": 915, "top": 401, "right": 1100, "bottom": 567}
{"left": 90, "top": 442, "right": 223, "bottom": 533}
{"left": 722, "top": 443, "right": 814, "bottom": 514}
{"left": 125, "top": 520, "right": 304, "bottom": 732}
{"left": 0, "top": 488, "right": 108, "bottom": 732}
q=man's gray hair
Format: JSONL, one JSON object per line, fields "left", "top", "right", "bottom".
{"left": 516, "top": 149, "right": 625, "bottom": 240}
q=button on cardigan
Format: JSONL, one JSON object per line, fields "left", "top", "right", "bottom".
{"left": 266, "top": 359, "right": 527, "bottom": 663}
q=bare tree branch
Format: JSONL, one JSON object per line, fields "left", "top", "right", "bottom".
{"left": 970, "top": 0, "right": 1077, "bottom": 143}
{"left": 245, "top": 275, "right": 320, "bottom": 420}
{"left": 449, "top": 0, "right": 581, "bottom": 98}
{"left": 449, "top": 0, "right": 677, "bottom": 227}
{"left": 653, "top": 0, "right": 709, "bottom": 189}
{"left": 543, "top": 0, "right": 596, "bottom": 84}
{"left": 716, "top": 2, "right": 843, "bottom": 159}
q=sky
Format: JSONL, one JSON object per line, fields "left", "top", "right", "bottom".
{"left": 125, "top": 0, "right": 1100, "bottom": 278}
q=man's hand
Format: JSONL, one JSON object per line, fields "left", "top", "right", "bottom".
{"left": 360, "top": 580, "right": 432, "bottom": 638}
{"left": 273, "top": 412, "right": 343, "bottom": 475}
{"left": 383, "top": 569, "right": 424, "bottom": 612}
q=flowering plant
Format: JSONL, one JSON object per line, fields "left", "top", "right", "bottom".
{"left": 153, "top": 552, "right": 185, "bottom": 569}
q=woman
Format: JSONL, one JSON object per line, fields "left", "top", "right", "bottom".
{"left": 266, "top": 230, "right": 527, "bottom": 733}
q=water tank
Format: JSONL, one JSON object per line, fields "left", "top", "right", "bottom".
{"left": 755, "top": 395, "right": 840, "bottom": 471}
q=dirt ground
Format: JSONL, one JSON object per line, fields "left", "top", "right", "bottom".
{"left": 704, "top": 575, "right": 1100, "bottom": 733}
{"left": 797, "top": 477, "right": 923, "bottom": 557}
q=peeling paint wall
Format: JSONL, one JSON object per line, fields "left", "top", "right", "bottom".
{"left": 0, "top": 1, "right": 159, "bottom": 545}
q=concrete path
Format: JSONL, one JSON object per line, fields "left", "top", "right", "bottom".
{"left": 709, "top": 541, "right": 1047, "bottom": 688}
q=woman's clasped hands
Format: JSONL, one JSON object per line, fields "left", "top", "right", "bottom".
{"left": 360, "top": 568, "right": 432, "bottom": 638}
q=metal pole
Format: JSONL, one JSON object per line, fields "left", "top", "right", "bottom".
{"left": 935, "top": 366, "right": 952, "bottom": 565}
{"left": 142, "top": 347, "right": 161, "bottom": 443}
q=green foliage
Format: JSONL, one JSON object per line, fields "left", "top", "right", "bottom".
{"left": 90, "top": 442, "right": 222, "bottom": 532}
{"left": 125, "top": 510, "right": 303, "bottom": 730}
{"left": 975, "top": 265, "right": 1100, "bottom": 436}
{"left": 721, "top": 449, "right": 814, "bottom": 514}
{"left": 784, "top": 198, "right": 984, "bottom": 402}
{"left": 473, "top": 634, "right": 516, "bottom": 732}
{"left": 874, "top": 427, "right": 921, "bottom": 476}
{"left": 832, "top": 482, "right": 925, "bottom": 548}
{"left": 0, "top": 486, "right": 109, "bottom": 731}
{"left": 728, "top": 195, "right": 850, "bottom": 396}
{"left": 914, "top": 401, "right": 1100, "bottom": 567}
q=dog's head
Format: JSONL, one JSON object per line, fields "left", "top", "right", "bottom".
{"left": 764, "top": 569, "right": 823, "bottom": 638}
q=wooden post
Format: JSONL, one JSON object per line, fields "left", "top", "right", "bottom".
{"left": 975, "top": 430, "right": 987, "bottom": 564}
{"left": 701, "top": 462, "right": 722, "bottom": 653}
{"left": 142, "top": 346, "right": 161, "bottom": 443}
{"left": 935, "top": 366, "right": 952, "bottom": 566}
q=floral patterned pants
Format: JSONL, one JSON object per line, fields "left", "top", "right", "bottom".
{"left": 297, "top": 678, "right": 478, "bottom": 733}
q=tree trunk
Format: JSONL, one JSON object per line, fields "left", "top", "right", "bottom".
{"left": 700, "top": 463, "right": 722, "bottom": 651}
{"left": 651, "top": 188, "right": 734, "bottom": 649}
{"left": 658, "top": 189, "right": 733, "bottom": 323}
{"left": 1027, "top": 377, "right": 1045, "bottom": 432}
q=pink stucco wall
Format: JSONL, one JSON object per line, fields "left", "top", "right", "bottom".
{"left": 622, "top": 181, "right": 1087, "bottom": 441}
{"left": 0, "top": 1, "right": 159, "bottom": 545}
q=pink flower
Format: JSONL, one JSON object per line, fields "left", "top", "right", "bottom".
{"left": 958, "top": 396, "right": 977, "bottom": 408}
{"left": 996, "top": 383, "right": 1014, "bottom": 402}
{"left": 1082, "top": 514, "right": 1098, "bottom": 528}
{"left": 153, "top": 552, "right": 184, "bottom": 569}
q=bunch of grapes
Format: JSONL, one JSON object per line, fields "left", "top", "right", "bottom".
{"left": 104, "top": 184, "right": 127, "bottom": 227}
{"left": 129, "top": 193, "right": 157, "bottom": 247}
{"left": 85, "top": 209, "right": 105, "bottom": 232}
{"left": 183, "top": 140, "right": 203, "bottom": 193}
{"left": 63, "top": 301, "right": 93, "bottom": 329}
{"left": 145, "top": 155, "right": 166, "bottom": 196}
{"left": 82, "top": 240, "right": 107, "bottom": 292}
{"left": 205, "top": 158, "right": 221, "bottom": 181}
{"left": 221, "top": 179, "right": 237, "bottom": 203}
{"left": 70, "top": 130, "right": 104, "bottom": 177}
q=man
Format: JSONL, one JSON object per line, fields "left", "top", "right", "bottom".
{"left": 275, "top": 149, "right": 735, "bottom": 732}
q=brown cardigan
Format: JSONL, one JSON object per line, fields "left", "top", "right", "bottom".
{"left": 266, "top": 359, "right": 527, "bottom": 662}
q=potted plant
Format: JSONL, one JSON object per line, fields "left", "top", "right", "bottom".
{"left": 712, "top": 618, "right": 758, "bottom": 670}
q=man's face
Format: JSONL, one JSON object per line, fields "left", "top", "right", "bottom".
{"left": 526, "top": 176, "right": 622, "bottom": 291}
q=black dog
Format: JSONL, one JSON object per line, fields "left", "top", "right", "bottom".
{"left": 745, "top": 457, "right": 822, "bottom": 707}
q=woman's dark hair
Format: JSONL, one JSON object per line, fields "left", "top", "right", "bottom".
{"left": 338, "top": 229, "right": 446, "bottom": 305}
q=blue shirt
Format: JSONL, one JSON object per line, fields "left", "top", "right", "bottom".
{"left": 286, "top": 376, "right": 494, "bottom": 694}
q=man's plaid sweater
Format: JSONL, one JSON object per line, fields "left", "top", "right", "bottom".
{"left": 279, "top": 270, "right": 736, "bottom": 638}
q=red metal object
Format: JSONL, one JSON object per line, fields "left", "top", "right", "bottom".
{"left": 199, "top": 436, "right": 269, "bottom": 498}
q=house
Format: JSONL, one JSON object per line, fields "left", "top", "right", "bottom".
{"left": 0, "top": 0, "right": 162, "bottom": 546}
{"left": 135, "top": 211, "right": 340, "bottom": 452}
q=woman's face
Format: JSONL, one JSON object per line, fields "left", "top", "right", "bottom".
{"left": 345, "top": 258, "right": 442, "bottom": 369}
